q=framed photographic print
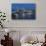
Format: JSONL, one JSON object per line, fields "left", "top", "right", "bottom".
{"left": 11, "top": 3, "right": 36, "bottom": 20}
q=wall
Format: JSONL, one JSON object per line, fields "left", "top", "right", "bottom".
{"left": 0, "top": 0, "right": 46, "bottom": 27}
{"left": 0, "top": 0, "right": 46, "bottom": 46}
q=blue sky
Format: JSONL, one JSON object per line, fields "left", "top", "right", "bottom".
{"left": 12, "top": 3, "right": 36, "bottom": 12}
